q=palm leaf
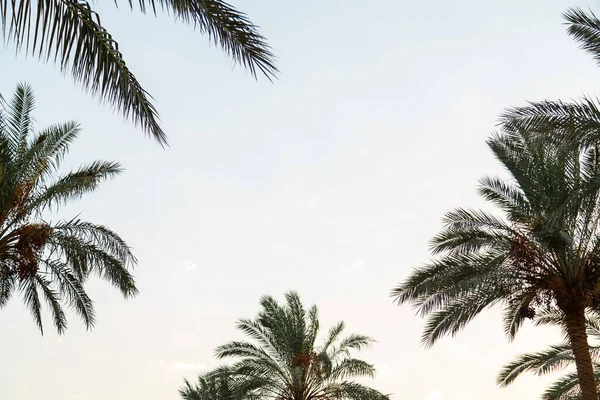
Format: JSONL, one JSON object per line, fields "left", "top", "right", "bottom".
{"left": 1, "top": 0, "right": 277, "bottom": 143}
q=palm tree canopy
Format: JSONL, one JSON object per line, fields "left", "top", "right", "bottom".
{"left": 497, "top": 308, "right": 600, "bottom": 400}
{"left": 0, "top": 0, "right": 277, "bottom": 144}
{"left": 180, "top": 372, "right": 236, "bottom": 400}
{"left": 0, "top": 83, "right": 137, "bottom": 334}
{"left": 391, "top": 127, "right": 600, "bottom": 345}
{"left": 212, "top": 291, "right": 389, "bottom": 400}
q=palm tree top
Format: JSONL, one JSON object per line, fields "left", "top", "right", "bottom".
{"left": 1, "top": 0, "right": 278, "bottom": 144}
{"left": 0, "top": 83, "right": 138, "bottom": 334}
{"left": 209, "top": 291, "right": 389, "bottom": 400}
{"left": 392, "top": 127, "right": 600, "bottom": 343}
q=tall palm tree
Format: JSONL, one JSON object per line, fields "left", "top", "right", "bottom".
{"left": 212, "top": 291, "right": 389, "bottom": 400}
{"left": 497, "top": 308, "right": 600, "bottom": 400}
{"left": 391, "top": 129, "right": 600, "bottom": 400}
{"left": 1, "top": 0, "right": 277, "bottom": 144}
{"left": 0, "top": 83, "right": 137, "bottom": 334}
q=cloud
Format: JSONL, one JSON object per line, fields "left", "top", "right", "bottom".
{"left": 425, "top": 390, "right": 443, "bottom": 400}
{"left": 180, "top": 260, "right": 197, "bottom": 272}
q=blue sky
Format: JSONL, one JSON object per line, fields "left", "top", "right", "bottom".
{"left": 0, "top": 0, "right": 598, "bottom": 399}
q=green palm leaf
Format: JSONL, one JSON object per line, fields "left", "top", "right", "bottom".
{"left": 0, "top": 0, "right": 277, "bottom": 143}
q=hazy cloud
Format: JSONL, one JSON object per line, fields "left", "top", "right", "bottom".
{"left": 180, "top": 260, "right": 197, "bottom": 272}
{"left": 425, "top": 390, "right": 442, "bottom": 400}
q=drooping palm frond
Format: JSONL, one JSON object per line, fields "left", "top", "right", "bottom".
{"left": 499, "top": 97, "right": 600, "bottom": 150}
{"left": 207, "top": 291, "right": 388, "bottom": 400}
{"left": 497, "top": 308, "right": 600, "bottom": 400}
{"left": 565, "top": 7, "right": 600, "bottom": 67}
{"left": 0, "top": 83, "right": 137, "bottom": 334}
{"left": 0, "top": 0, "right": 277, "bottom": 144}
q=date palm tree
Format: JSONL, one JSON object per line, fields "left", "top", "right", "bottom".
{"left": 213, "top": 291, "right": 389, "bottom": 400}
{"left": 497, "top": 308, "right": 600, "bottom": 400}
{"left": 180, "top": 371, "right": 236, "bottom": 400}
{"left": 1, "top": 0, "right": 277, "bottom": 144}
{"left": 391, "top": 128, "right": 600, "bottom": 400}
{"left": 0, "top": 83, "right": 137, "bottom": 334}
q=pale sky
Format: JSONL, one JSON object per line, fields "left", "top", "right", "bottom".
{"left": 0, "top": 0, "right": 598, "bottom": 399}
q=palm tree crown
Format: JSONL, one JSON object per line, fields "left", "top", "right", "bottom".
{"left": 391, "top": 128, "right": 600, "bottom": 400}
{"left": 210, "top": 291, "right": 389, "bottom": 400}
{"left": 180, "top": 372, "right": 237, "bottom": 400}
{"left": 0, "top": 83, "right": 137, "bottom": 334}
{"left": 0, "top": 0, "right": 277, "bottom": 144}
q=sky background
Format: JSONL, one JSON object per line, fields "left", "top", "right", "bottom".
{"left": 0, "top": 0, "right": 598, "bottom": 399}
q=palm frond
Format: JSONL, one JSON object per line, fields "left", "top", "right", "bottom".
{"left": 28, "top": 161, "right": 122, "bottom": 213}
{"left": 420, "top": 289, "right": 504, "bottom": 347}
{"left": 19, "top": 275, "right": 43, "bottom": 334}
{"left": 565, "top": 7, "right": 600, "bottom": 67}
{"left": 497, "top": 344, "right": 574, "bottom": 387}
{"left": 35, "top": 274, "right": 67, "bottom": 333}
{"left": 1, "top": 0, "right": 277, "bottom": 143}
{"left": 499, "top": 97, "right": 600, "bottom": 149}
{"left": 329, "top": 358, "right": 376, "bottom": 381}
{"left": 5, "top": 83, "right": 34, "bottom": 156}
{"left": 133, "top": 0, "right": 278, "bottom": 79}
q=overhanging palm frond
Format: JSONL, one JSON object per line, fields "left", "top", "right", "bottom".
{"left": 499, "top": 97, "right": 600, "bottom": 149}
{"left": 0, "top": 0, "right": 277, "bottom": 143}
{"left": 565, "top": 7, "right": 600, "bottom": 66}
{"left": 145, "top": 0, "right": 277, "bottom": 79}
{"left": 497, "top": 344, "right": 574, "bottom": 387}
{"left": 497, "top": 308, "right": 600, "bottom": 399}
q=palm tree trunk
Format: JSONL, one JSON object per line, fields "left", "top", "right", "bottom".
{"left": 564, "top": 304, "right": 597, "bottom": 400}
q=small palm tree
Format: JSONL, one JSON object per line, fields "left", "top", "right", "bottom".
{"left": 497, "top": 308, "right": 600, "bottom": 400}
{"left": 391, "top": 129, "right": 600, "bottom": 400}
{"left": 179, "top": 371, "right": 236, "bottom": 400}
{"left": 1, "top": 0, "right": 277, "bottom": 144}
{"left": 0, "top": 83, "right": 137, "bottom": 334}
{"left": 212, "top": 291, "right": 389, "bottom": 400}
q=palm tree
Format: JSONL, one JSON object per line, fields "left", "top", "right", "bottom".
{"left": 179, "top": 371, "right": 236, "bottom": 400}
{"left": 391, "top": 128, "right": 600, "bottom": 400}
{"left": 212, "top": 291, "right": 389, "bottom": 400}
{"left": 497, "top": 308, "right": 600, "bottom": 400}
{"left": 1, "top": 0, "right": 277, "bottom": 144}
{"left": 0, "top": 83, "right": 137, "bottom": 334}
